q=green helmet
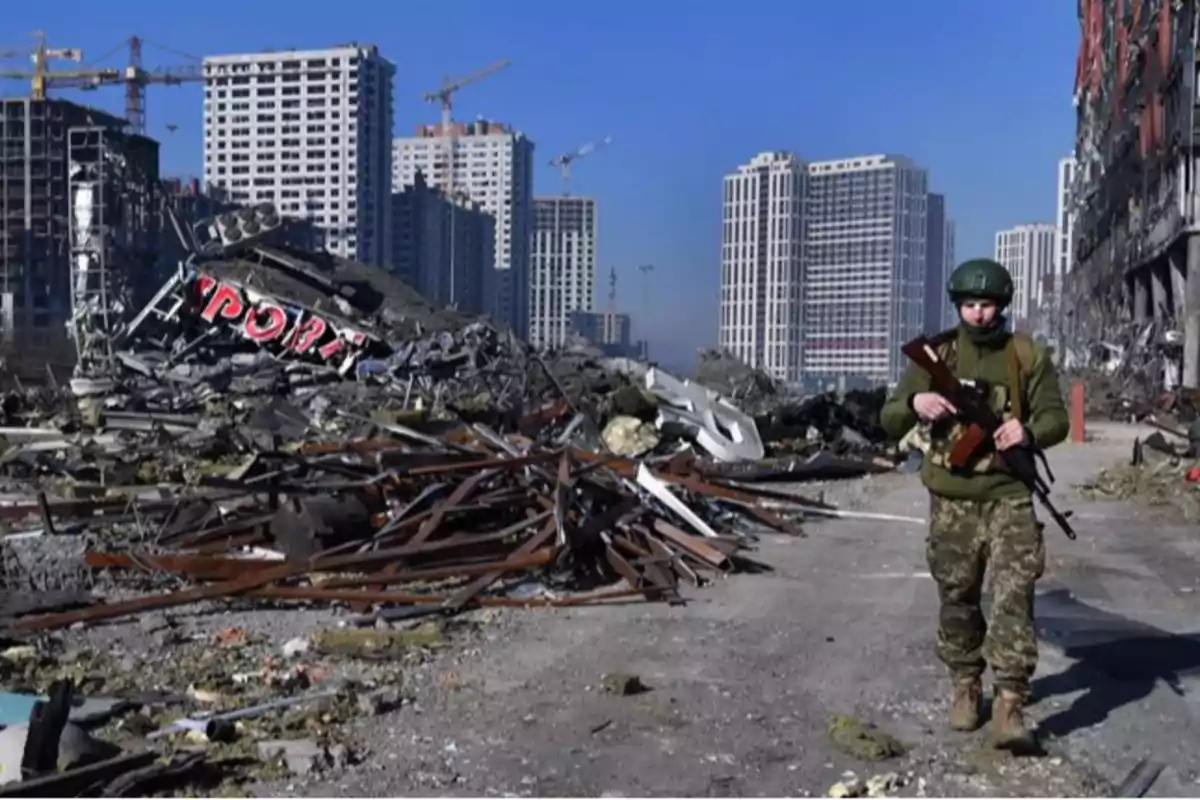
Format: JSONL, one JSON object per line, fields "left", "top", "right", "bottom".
{"left": 946, "top": 258, "right": 1014, "bottom": 305}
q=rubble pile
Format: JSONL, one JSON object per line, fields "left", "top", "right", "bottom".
{"left": 693, "top": 350, "right": 891, "bottom": 457}
{"left": 1063, "top": 318, "right": 1200, "bottom": 423}
{"left": 0, "top": 207, "right": 900, "bottom": 793}
{"left": 0, "top": 210, "right": 901, "bottom": 628}
{"left": 1077, "top": 428, "right": 1200, "bottom": 520}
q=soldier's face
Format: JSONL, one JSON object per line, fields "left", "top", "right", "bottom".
{"left": 959, "top": 298, "right": 998, "bottom": 327}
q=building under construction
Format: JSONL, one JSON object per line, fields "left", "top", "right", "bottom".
{"left": 1070, "top": 0, "right": 1200, "bottom": 384}
{"left": 0, "top": 97, "right": 160, "bottom": 381}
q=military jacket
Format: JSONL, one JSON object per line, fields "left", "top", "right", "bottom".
{"left": 880, "top": 327, "right": 1070, "bottom": 500}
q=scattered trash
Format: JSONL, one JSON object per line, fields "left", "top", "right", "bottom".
{"left": 826, "top": 714, "right": 907, "bottom": 762}
{"left": 1077, "top": 431, "right": 1200, "bottom": 520}
{"left": 311, "top": 626, "right": 444, "bottom": 659}
{"left": 827, "top": 772, "right": 908, "bottom": 798}
{"left": 600, "top": 672, "right": 650, "bottom": 696}
{"left": 1111, "top": 757, "right": 1165, "bottom": 798}
{"left": 0, "top": 200, "right": 915, "bottom": 793}
{"left": 257, "top": 738, "right": 329, "bottom": 777}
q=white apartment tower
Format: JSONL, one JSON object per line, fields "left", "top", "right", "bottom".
{"left": 995, "top": 223, "right": 1057, "bottom": 326}
{"left": 1054, "top": 157, "right": 1076, "bottom": 295}
{"left": 718, "top": 152, "right": 807, "bottom": 382}
{"left": 393, "top": 121, "right": 534, "bottom": 336}
{"left": 804, "top": 155, "right": 928, "bottom": 386}
{"left": 529, "top": 197, "right": 597, "bottom": 348}
{"left": 202, "top": 44, "right": 395, "bottom": 266}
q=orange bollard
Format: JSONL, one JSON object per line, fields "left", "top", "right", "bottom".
{"left": 1070, "top": 381, "right": 1086, "bottom": 443}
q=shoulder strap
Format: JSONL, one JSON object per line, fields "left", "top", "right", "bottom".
{"left": 1005, "top": 332, "right": 1056, "bottom": 480}
{"left": 1006, "top": 332, "right": 1037, "bottom": 421}
{"left": 1010, "top": 331, "right": 1035, "bottom": 374}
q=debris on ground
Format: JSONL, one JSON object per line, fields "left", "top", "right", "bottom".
{"left": 693, "top": 349, "right": 892, "bottom": 459}
{"left": 1063, "top": 317, "right": 1200, "bottom": 424}
{"left": 0, "top": 207, "right": 902, "bottom": 634}
{"left": 826, "top": 714, "right": 908, "bottom": 762}
{"left": 827, "top": 771, "right": 910, "bottom": 798}
{"left": 1076, "top": 428, "right": 1200, "bottom": 520}
{"left": 600, "top": 671, "right": 650, "bottom": 696}
{"left": 0, "top": 202, "right": 913, "bottom": 793}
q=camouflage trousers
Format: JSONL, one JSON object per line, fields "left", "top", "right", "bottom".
{"left": 926, "top": 493, "right": 1045, "bottom": 695}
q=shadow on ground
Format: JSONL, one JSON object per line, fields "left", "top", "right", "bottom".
{"left": 1033, "top": 588, "right": 1200, "bottom": 739}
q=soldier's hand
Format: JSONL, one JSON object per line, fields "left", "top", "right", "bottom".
{"left": 993, "top": 419, "right": 1029, "bottom": 451}
{"left": 912, "top": 392, "right": 957, "bottom": 421}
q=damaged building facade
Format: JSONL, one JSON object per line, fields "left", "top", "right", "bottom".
{"left": 0, "top": 98, "right": 159, "bottom": 382}
{"left": 1070, "top": 0, "right": 1200, "bottom": 385}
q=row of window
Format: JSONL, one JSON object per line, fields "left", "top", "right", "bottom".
{"left": 206, "top": 56, "right": 362, "bottom": 74}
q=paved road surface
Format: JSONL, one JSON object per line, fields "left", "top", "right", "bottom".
{"left": 292, "top": 422, "right": 1200, "bottom": 797}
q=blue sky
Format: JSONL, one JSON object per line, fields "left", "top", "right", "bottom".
{"left": 2, "top": 0, "right": 1079, "bottom": 369}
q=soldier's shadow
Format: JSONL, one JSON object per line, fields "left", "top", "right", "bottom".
{"left": 1029, "top": 588, "right": 1200, "bottom": 739}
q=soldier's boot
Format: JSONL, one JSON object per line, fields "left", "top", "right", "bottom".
{"left": 990, "top": 688, "right": 1037, "bottom": 751}
{"left": 948, "top": 676, "right": 982, "bottom": 732}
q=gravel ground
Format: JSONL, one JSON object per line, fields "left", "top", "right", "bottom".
{"left": 30, "top": 421, "right": 1200, "bottom": 797}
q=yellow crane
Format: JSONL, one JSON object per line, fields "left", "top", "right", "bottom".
{"left": 0, "top": 33, "right": 202, "bottom": 135}
{"left": 0, "top": 30, "right": 118, "bottom": 100}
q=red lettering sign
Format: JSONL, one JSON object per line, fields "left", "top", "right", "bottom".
{"left": 317, "top": 336, "right": 346, "bottom": 360}
{"left": 188, "top": 274, "right": 374, "bottom": 371}
{"left": 200, "top": 283, "right": 246, "bottom": 324}
{"left": 244, "top": 302, "right": 288, "bottom": 342}
{"left": 288, "top": 317, "right": 327, "bottom": 354}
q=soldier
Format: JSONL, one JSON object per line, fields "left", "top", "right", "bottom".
{"left": 880, "top": 258, "right": 1070, "bottom": 751}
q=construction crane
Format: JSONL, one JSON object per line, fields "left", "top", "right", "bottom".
{"left": 0, "top": 33, "right": 202, "bottom": 135}
{"left": 422, "top": 59, "right": 511, "bottom": 136}
{"left": 421, "top": 59, "right": 510, "bottom": 306}
{"left": 608, "top": 266, "right": 618, "bottom": 314}
{"left": 550, "top": 136, "right": 612, "bottom": 195}
{"left": 121, "top": 36, "right": 204, "bottom": 136}
{"left": 421, "top": 60, "right": 510, "bottom": 203}
{"left": 0, "top": 30, "right": 118, "bottom": 100}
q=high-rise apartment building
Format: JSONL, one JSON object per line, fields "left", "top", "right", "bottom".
{"left": 922, "top": 193, "right": 958, "bottom": 334}
{"left": 568, "top": 310, "right": 640, "bottom": 358}
{"left": 804, "top": 155, "right": 928, "bottom": 385}
{"left": 1054, "top": 157, "right": 1075, "bottom": 295}
{"left": 718, "top": 152, "right": 807, "bottom": 382}
{"left": 392, "top": 120, "right": 534, "bottom": 335}
{"left": 391, "top": 171, "right": 492, "bottom": 315}
{"left": 940, "top": 221, "right": 958, "bottom": 329}
{"left": 201, "top": 45, "right": 395, "bottom": 267}
{"left": 529, "top": 196, "right": 596, "bottom": 348}
{"left": 995, "top": 223, "right": 1057, "bottom": 326}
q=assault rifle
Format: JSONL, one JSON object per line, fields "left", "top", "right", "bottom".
{"left": 901, "top": 335, "right": 1077, "bottom": 540}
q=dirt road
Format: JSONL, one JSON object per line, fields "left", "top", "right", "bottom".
{"left": 278, "top": 422, "right": 1200, "bottom": 797}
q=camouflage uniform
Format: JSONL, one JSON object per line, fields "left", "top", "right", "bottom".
{"left": 927, "top": 493, "right": 1045, "bottom": 695}
{"left": 880, "top": 259, "right": 1070, "bottom": 748}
